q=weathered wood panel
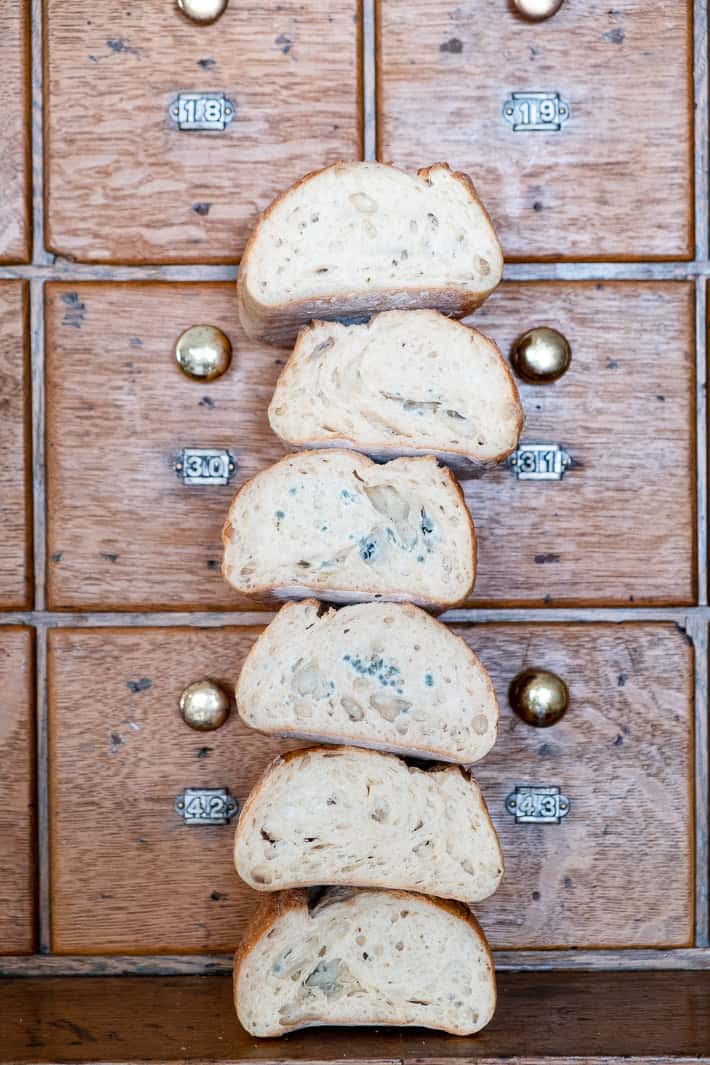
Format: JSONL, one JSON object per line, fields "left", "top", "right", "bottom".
{"left": 0, "top": 626, "right": 35, "bottom": 955}
{"left": 48, "top": 622, "right": 692, "bottom": 953}
{"left": 45, "top": 281, "right": 695, "bottom": 609}
{"left": 45, "top": 0, "right": 362, "bottom": 263}
{"left": 377, "top": 0, "right": 693, "bottom": 260}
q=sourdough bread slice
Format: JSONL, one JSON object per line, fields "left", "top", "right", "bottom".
{"left": 222, "top": 450, "right": 476, "bottom": 610}
{"left": 234, "top": 887, "right": 496, "bottom": 1037}
{"left": 237, "top": 161, "right": 503, "bottom": 344}
{"left": 233, "top": 746, "right": 503, "bottom": 902}
{"left": 236, "top": 599, "right": 498, "bottom": 763}
{"left": 269, "top": 310, "right": 523, "bottom": 464}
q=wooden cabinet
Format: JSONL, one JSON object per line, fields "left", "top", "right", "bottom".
{"left": 45, "top": 281, "right": 695, "bottom": 610}
{"left": 44, "top": 0, "right": 362, "bottom": 264}
{"left": 0, "top": 282, "right": 32, "bottom": 610}
{"left": 377, "top": 0, "right": 693, "bottom": 261}
{"left": 48, "top": 622, "right": 693, "bottom": 954}
{"left": 0, "top": 3, "right": 30, "bottom": 262}
{"left": 0, "top": 627, "right": 35, "bottom": 955}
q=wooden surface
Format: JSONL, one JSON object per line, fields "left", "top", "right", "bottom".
{"left": 45, "top": 281, "right": 696, "bottom": 610}
{"left": 3, "top": 971, "right": 710, "bottom": 1062}
{"left": 377, "top": 0, "right": 693, "bottom": 261}
{"left": 0, "top": 282, "right": 33, "bottom": 609}
{"left": 48, "top": 623, "right": 692, "bottom": 954}
{"left": 44, "top": 0, "right": 362, "bottom": 264}
{"left": 0, "top": 627, "right": 35, "bottom": 954}
{"left": 0, "top": 3, "right": 30, "bottom": 262}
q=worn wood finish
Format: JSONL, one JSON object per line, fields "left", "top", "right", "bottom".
{"left": 44, "top": 282, "right": 288, "bottom": 611}
{"left": 467, "top": 280, "right": 696, "bottom": 606}
{"left": 44, "top": 0, "right": 362, "bottom": 264}
{"left": 0, "top": 282, "right": 33, "bottom": 609}
{"left": 0, "top": 627, "right": 36, "bottom": 954}
{"left": 45, "top": 281, "right": 695, "bottom": 610}
{"left": 3, "top": 971, "right": 710, "bottom": 1062}
{"left": 377, "top": 0, "right": 693, "bottom": 262}
{"left": 467, "top": 622, "right": 694, "bottom": 948}
{"left": 0, "top": 2, "right": 30, "bottom": 262}
{"left": 48, "top": 622, "right": 692, "bottom": 954}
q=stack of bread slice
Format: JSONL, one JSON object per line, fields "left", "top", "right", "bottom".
{"left": 224, "top": 161, "right": 518, "bottom": 1037}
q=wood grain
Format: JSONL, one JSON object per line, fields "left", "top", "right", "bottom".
{"left": 44, "top": 0, "right": 362, "bottom": 264}
{"left": 2, "top": 971, "right": 710, "bottom": 1062}
{"left": 0, "top": 626, "right": 35, "bottom": 955}
{"left": 48, "top": 622, "right": 692, "bottom": 954}
{"left": 377, "top": 0, "right": 694, "bottom": 261}
{"left": 0, "top": 2, "right": 30, "bottom": 262}
{"left": 45, "top": 281, "right": 695, "bottom": 610}
{"left": 0, "top": 282, "right": 33, "bottom": 609}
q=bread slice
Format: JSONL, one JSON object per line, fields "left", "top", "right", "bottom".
{"left": 237, "top": 161, "right": 503, "bottom": 344}
{"left": 234, "top": 887, "right": 496, "bottom": 1037}
{"left": 222, "top": 450, "right": 476, "bottom": 610}
{"left": 236, "top": 599, "right": 498, "bottom": 763}
{"left": 269, "top": 310, "right": 523, "bottom": 464}
{"left": 233, "top": 746, "right": 503, "bottom": 903}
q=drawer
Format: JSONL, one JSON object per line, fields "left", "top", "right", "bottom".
{"left": 45, "top": 281, "right": 695, "bottom": 610}
{"left": 377, "top": 0, "right": 693, "bottom": 261}
{"left": 0, "top": 4, "right": 30, "bottom": 262}
{"left": 44, "top": 1, "right": 362, "bottom": 264}
{"left": 0, "top": 627, "right": 36, "bottom": 955}
{"left": 0, "top": 282, "right": 33, "bottom": 610}
{"left": 48, "top": 622, "right": 692, "bottom": 953}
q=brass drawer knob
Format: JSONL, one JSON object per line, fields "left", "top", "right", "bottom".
{"left": 511, "top": 326, "right": 571, "bottom": 383}
{"left": 179, "top": 680, "right": 231, "bottom": 731}
{"left": 509, "top": 668, "right": 569, "bottom": 727}
{"left": 175, "top": 325, "right": 232, "bottom": 381}
{"left": 513, "top": 0, "right": 564, "bottom": 21}
{"left": 176, "top": 0, "right": 229, "bottom": 24}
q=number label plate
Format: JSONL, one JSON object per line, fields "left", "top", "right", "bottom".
{"left": 169, "top": 92, "right": 235, "bottom": 131}
{"left": 509, "top": 443, "right": 571, "bottom": 480}
{"left": 503, "top": 92, "right": 570, "bottom": 132}
{"left": 506, "top": 786, "right": 570, "bottom": 824}
{"left": 175, "top": 448, "right": 236, "bottom": 486}
{"left": 175, "top": 788, "right": 239, "bottom": 826}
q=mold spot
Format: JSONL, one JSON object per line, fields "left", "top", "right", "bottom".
{"left": 127, "top": 677, "right": 151, "bottom": 694}
{"left": 275, "top": 33, "right": 292, "bottom": 54}
{"left": 61, "top": 291, "right": 86, "bottom": 329}
{"left": 192, "top": 202, "right": 211, "bottom": 216}
{"left": 534, "top": 553, "right": 560, "bottom": 564}
{"left": 100, "top": 552, "right": 118, "bottom": 562}
{"left": 439, "top": 37, "right": 463, "bottom": 53}
{"left": 603, "top": 27, "right": 625, "bottom": 43}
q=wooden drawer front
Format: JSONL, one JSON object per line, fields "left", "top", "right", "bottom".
{"left": 0, "top": 4, "right": 30, "bottom": 262}
{"left": 377, "top": 1, "right": 693, "bottom": 261}
{"left": 0, "top": 627, "right": 36, "bottom": 955}
{"left": 45, "top": 1, "right": 361, "bottom": 264}
{"left": 48, "top": 623, "right": 692, "bottom": 954}
{"left": 0, "top": 282, "right": 32, "bottom": 609}
{"left": 46, "top": 281, "right": 695, "bottom": 610}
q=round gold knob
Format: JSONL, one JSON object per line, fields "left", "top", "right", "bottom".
{"left": 511, "top": 327, "right": 571, "bottom": 384}
{"left": 175, "top": 325, "right": 232, "bottom": 382}
{"left": 513, "top": 0, "right": 564, "bottom": 21}
{"left": 179, "top": 680, "right": 231, "bottom": 731}
{"left": 176, "top": 0, "right": 229, "bottom": 24}
{"left": 509, "top": 668, "right": 569, "bottom": 728}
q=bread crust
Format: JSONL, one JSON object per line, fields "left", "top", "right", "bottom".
{"left": 237, "top": 162, "right": 504, "bottom": 345}
{"left": 233, "top": 744, "right": 504, "bottom": 894}
{"left": 269, "top": 311, "right": 524, "bottom": 465}
{"left": 233, "top": 886, "right": 497, "bottom": 1037}
{"left": 221, "top": 450, "right": 477, "bottom": 612}
{"left": 235, "top": 599, "right": 499, "bottom": 763}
